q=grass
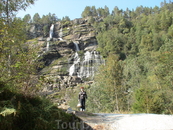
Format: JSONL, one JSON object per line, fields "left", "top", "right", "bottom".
{"left": 64, "top": 35, "right": 73, "bottom": 40}
{"left": 26, "top": 38, "right": 38, "bottom": 43}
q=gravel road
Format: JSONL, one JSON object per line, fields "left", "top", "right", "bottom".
{"left": 75, "top": 112, "right": 173, "bottom": 130}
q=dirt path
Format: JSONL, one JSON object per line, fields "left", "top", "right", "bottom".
{"left": 75, "top": 112, "right": 173, "bottom": 130}
{"left": 75, "top": 111, "right": 125, "bottom": 130}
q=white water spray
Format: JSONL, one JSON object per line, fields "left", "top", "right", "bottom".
{"left": 49, "top": 24, "right": 54, "bottom": 39}
{"left": 69, "top": 43, "right": 80, "bottom": 76}
{"left": 46, "top": 24, "right": 54, "bottom": 51}
{"left": 46, "top": 41, "right": 49, "bottom": 51}
{"left": 68, "top": 42, "right": 105, "bottom": 78}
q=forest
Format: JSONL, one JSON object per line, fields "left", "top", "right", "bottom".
{"left": 0, "top": 0, "right": 173, "bottom": 129}
{"left": 84, "top": 1, "right": 173, "bottom": 113}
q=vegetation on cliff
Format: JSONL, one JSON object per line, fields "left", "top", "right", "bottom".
{"left": 1, "top": 2, "right": 173, "bottom": 128}
{"left": 85, "top": 1, "right": 173, "bottom": 113}
{"left": 64, "top": 1, "right": 173, "bottom": 114}
{"left": 0, "top": 1, "right": 81, "bottom": 130}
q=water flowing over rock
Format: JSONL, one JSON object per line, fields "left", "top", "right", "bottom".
{"left": 46, "top": 24, "right": 54, "bottom": 51}
{"left": 46, "top": 41, "right": 49, "bottom": 51}
{"left": 34, "top": 18, "right": 105, "bottom": 103}
{"left": 74, "top": 42, "right": 80, "bottom": 51}
{"left": 49, "top": 24, "right": 54, "bottom": 39}
{"left": 69, "top": 43, "right": 105, "bottom": 79}
{"left": 59, "top": 28, "right": 63, "bottom": 38}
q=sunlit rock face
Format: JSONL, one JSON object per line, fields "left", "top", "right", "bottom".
{"left": 68, "top": 43, "right": 105, "bottom": 79}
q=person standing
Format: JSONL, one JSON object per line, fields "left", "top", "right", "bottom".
{"left": 78, "top": 87, "right": 87, "bottom": 111}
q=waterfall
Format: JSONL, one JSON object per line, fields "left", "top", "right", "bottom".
{"left": 79, "top": 51, "right": 105, "bottom": 78}
{"left": 59, "top": 28, "right": 63, "bottom": 38}
{"left": 49, "top": 24, "right": 54, "bottom": 39}
{"left": 73, "top": 42, "right": 80, "bottom": 51}
{"left": 46, "top": 24, "right": 54, "bottom": 51}
{"left": 68, "top": 48, "right": 105, "bottom": 78}
{"left": 69, "top": 52, "right": 80, "bottom": 76}
{"left": 46, "top": 41, "right": 49, "bottom": 51}
{"left": 69, "top": 42, "right": 80, "bottom": 76}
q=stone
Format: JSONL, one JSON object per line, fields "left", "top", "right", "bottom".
{"left": 66, "top": 107, "right": 76, "bottom": 114}
{"left": 58, "top": 103, "right": 70, "bottom": 110}
{"left": 30, "top": 17, "right": 102, "bottom": 105}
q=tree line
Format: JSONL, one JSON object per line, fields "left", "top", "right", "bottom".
{"left": 22, "top": 13, "right": 71, "bottom": 24}
{"left": 1, "top": 0, "right": 173, "bottom": 115}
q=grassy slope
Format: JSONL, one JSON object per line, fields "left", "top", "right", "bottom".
{"left": 0, "top": 88, "right": 81, "bottom": 130}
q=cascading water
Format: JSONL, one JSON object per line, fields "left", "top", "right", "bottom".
{"left": 46, "top": 41, "right": 49, "bottom": 51}
{"left": 59, "top": 28, "right": 63, "bottom": 38}
{"left": 69, "top": 52, "right": 80, "bottom": 76}
{"left": 58, "top": 28, "right": 64, "bottom": 41}
{"left": 69, "top": 43, "right": 80, "bottom": 76}
{"left": 46, "top": 24, "right": 54, "bottom": 51}
{"left": 49, "top": 24, "right": 54, "bottom": 39}
{"left": 78, "top": 51, "right": 105, "bottom": 78}
{"left": 68, "top": 42, "right": 105, "bottom": 78}
{"left": 73, "top": 42, "right": 80, "bottom": 51}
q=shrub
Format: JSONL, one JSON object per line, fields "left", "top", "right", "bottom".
{"left": 0, "top": 87, "right": 81, "bottom": 130}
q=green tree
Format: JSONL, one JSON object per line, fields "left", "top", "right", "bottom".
{"left": 97, "top": 7, "right": 106, "bottom": 17}
{"left": 91, "top": 6, "right": 97, "bottom": 16}
{"left": 132, "top": 84, "right": 166, "bottom": 113}
{"left": 33, "top": 13, "right": 41, "bottom": 24}
{"left": 0, "top": 0, "right": 40, "bottom": 92}
{"left": 48, "top": 13, "right": 58, "bottom": 23}
{"left": 168, "top": 25, "right": 173, "bottom": 38}
{"left": 104, "top": 5, "right": 110, "bottom": 17}
{"left": 97, "top": 28, "right": 126, "bottom": 57}
{"left": 89, "top": 54, "right": 127, "bottom": 112}
{"left": 0, "top": 18, "right": 40, "bottom": 92}
{"left": 0, "top": 0, "right": 35, "bottom": 22}
{"left": 103, "top": 15, "right": 114, "bottom": 27}
{"left": 41, "top": 15, "right": 49, "bottom": 24}
{"left": 40, "top": 13, "right": 58, "bottom": 24}
{"left": 112, "top": 6, "right": 123, "bottom": 16}
{"left": 88, "top": 16, "right": 95, "bottom": 24}
{"left": 62, "top": 16, "right": 70, "bottom": 22}
{"left": 135, "top": 6, "right": 144, "bottom": 16}
{"left": 92, "top": 1, "right": 173, "bottom": 114}
{"left": 160, "top": 10, "right": 172, "bottom": 30}
{"left": 43, "top": 24, "right": 49, "bottom": 36}
{"left": 23, "top": 14, "right": 31, "bottom": 24}
{"left": 153, "top": 6, "right": 160, "bottom": 14}
{"left": 81, "top": 6, "right": 92, "bottom": 18}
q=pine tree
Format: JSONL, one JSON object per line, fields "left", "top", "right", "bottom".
{"left": 23, "top": 14, "right": 31, "bottom": 24}
{"left": 33, "top": 13, "right": 41, "bottom": 24}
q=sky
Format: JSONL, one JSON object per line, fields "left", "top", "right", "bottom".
{"left": 17, "top": 0, "right": 168, "bottom": 20}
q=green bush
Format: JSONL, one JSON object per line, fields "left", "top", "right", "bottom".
{"left": 0, "top": 87, "right": 81, "bottom": 130}
{"left": 132, "top": 85, "right": 166, "bottom": 114}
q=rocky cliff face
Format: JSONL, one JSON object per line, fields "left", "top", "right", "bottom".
{"left": 30, "top": 18, "right": 104, "bottom": 104}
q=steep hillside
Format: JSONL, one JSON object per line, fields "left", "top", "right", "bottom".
{"left": 27, "top": 18, "right": 104, "bottom": 106}
{"left": 22, "top": 1, "right": 173, "bottom": 114}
